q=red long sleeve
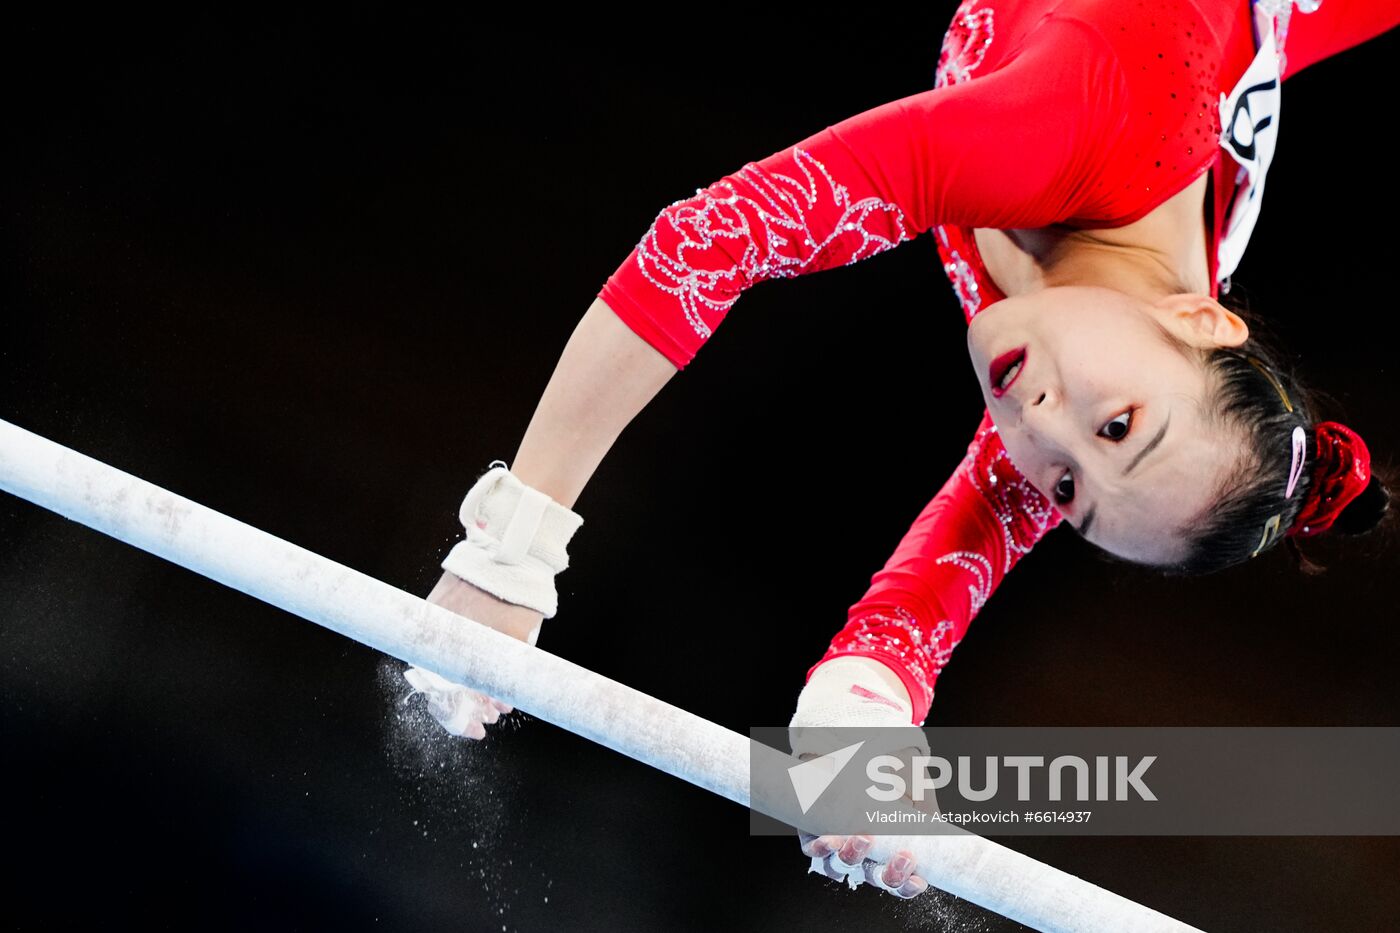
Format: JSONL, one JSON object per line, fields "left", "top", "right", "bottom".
{"left": 1277, "top": 0, "right": 1400, "bottom": 82}
{"left": 597, "top": 11, "right": 1126, "bottom": 371}
{"left": 597, "top": 1, "right": 1400, "bottom": 373}
{"left": 806, "top": 410, "right": 1062, "bottom": 724}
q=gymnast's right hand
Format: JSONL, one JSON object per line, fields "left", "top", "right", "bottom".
{"left": 402, "top": 462, "right": 584, "bottom": 739}
{"left": 403, "top": 571, "right": 544, "bottom": 740}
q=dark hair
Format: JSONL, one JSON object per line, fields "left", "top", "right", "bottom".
{"left": 1091, "top": 286, "right": 1396, "bottom": 576}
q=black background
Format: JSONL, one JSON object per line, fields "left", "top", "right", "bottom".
{"left": 3, "top": 5, "right": 1398, "bottom": 932}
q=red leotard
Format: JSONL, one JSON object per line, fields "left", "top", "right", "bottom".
{"left": 594, "top": 0, "right": 1400, "bottom": 724}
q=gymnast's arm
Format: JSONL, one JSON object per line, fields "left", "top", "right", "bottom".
{"left": 789, "top": 410, "right": 1061, "bottom": 896}
{"left": 797, "top": 410, "right": 1063, "bottom": 728}
{"left": 427, "top": 17, "right": 1121, "bottom": 719}
{"left": 1279, "top": 0, "right": 1400, "bottom": 82}
{"left": 420, "top": 298, "right": 676, "bottom": 651}
{"left": 500, "top": 12, "right": 1122, "bottom": 510}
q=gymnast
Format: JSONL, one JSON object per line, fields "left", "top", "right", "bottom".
{"left": 401, "top": 0, "right": 1400, "bottom": 900}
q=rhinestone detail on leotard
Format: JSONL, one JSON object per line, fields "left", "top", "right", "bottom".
{"left": 632, "top": 146, "right": 915, "bottom": 342}
{"left": 932, "top": 0, "right": 997, "bottom": 320}
{"left": 1256, "top": 0, "right": 1323, "bottom": 76}
{"left": 935, "top": 0, "right": 996, "bottom": 88}
{"left": 935, "top": 550, "right": 994, "bottom": 616}
{"left": 935, "top": 225, "right": 983, "bottom": 317}
{"left": 961, "top": 422, "right": 1062, "bottom": 575}
{"left": 823, "top": 605, "right": 960, "bottom": 721}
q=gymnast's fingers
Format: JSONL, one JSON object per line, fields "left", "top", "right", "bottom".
{"left": 799, "top": 832, "right": 853, "bottom": 880}
{"left": 808, "top": 834, "right": 872, "bottom": 882}
{"left": 869, "top": 849, "right": 931, "bottom": 900}
{"left": 800, "top": 834, "right": 857, "bottom": 880}
{"left": 836, "top": 834, "right": 874, "bottom": 866}
{"left": 405, "top": 666, "right": 507, "bottom": 740}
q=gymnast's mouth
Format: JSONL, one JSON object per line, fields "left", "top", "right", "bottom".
{"left": 989, "top": 346, "right": 1027, "bottom": 398}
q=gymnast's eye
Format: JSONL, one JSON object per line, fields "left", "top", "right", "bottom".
{"left": 1099, "top": 410, "right": 1133, "bottom": 441}
{"left": 1054, "top": 471, "right": 1074, "bottom": 505}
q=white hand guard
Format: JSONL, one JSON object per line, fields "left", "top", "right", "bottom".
{"left": 788, "top": 655, "right": 932, "bottom": 772}
{"left": 791, "top": 656, "right": 916, "bottom": 728}
{"left": 440, "top": 461, "right": 584, "bottom": 619}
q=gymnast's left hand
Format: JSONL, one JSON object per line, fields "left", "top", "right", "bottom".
{"left": 789, "top": 655, "right": 934, "bottom": 899}
{"left": 799, "top": 832, "right": 930, "bottom": 898}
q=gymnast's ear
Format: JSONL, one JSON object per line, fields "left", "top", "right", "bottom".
{"left": 1151, "top": 292, "right": 1249, "bottom": 350}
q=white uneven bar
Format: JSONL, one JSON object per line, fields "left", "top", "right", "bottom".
{"left": 0, "top": 417, "right": 1204, "bottom": 933}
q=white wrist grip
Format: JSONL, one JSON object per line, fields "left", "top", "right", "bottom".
{"left": 789, "top": 656, "right": 930, "bottom": 762}
{"left": 440, "top": 462, "right": 583, "bottom": 618}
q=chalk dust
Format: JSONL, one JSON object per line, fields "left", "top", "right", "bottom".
{"left": 891, "top": 883, "right": 1014, "bottom": 931}
{"left": 375, "top": 655, "right": 550, "bottom": 932}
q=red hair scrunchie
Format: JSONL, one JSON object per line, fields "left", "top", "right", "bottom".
{"left": 1286, "top": 422, "right": 1372, "bottom": 538}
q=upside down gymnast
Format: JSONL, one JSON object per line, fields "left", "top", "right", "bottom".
{"left": 400, "top": 0, "right": 1400, "bottom": 901}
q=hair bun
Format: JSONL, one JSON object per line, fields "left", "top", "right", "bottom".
{"left": 1332, "top": 473, "right": 1391, "bottom": 536}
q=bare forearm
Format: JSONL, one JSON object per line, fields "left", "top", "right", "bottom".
{"left": 416, "top": 298, "right": 676, "bottom": 735}
{"left": 509, "top": 297, "right": 678, "bottom": 509}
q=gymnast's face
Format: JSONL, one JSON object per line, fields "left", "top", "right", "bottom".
{"left": 965, "top": 286, "right": 1251, "bottom": 564}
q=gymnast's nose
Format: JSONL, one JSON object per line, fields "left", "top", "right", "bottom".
{"left": 1020, "top": 384, "right": 1054, "bottom": 416}
{"left": 1019, "top": 386, "right": 1067, "bottom": 447}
